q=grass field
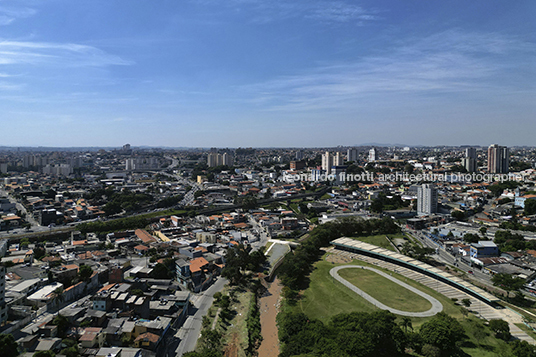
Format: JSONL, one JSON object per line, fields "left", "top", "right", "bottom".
{"left": 350, "top": 234, "right": 404, "bottom": 251}
{"left": 338, "top": 268, "right": 432, "bottom": 312}
{"left": 285, "top": 256, "right": 463, "bottom": 328}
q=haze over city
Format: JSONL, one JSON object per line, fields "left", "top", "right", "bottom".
{"left": 0, "top": 1, "right": 534, "bottom": 147}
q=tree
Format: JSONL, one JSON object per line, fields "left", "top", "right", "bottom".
{"left": 479, "top": 226, "right": 488, "bottom": 237}
{"left": 461, "top": 298, "right": 472, "bottom": 308}
{"left": 34, "top": 247, "right": 46, "bottom": 260}
{"left": 0, "top": 334, "right": 19, "bottom": 357}
{"left": 419, "top": 312, "right": 465, "bottom": 354}
{"left": 78, "top": 264, "right": 93, "bottom": 282}
{"left": 421, "top": 344, "right": 441, "bottom": 357}
{"left": 400, "top": 316, "right": 413, "bottom": 333}
{"left": 52, "top": 314, "right": 69, "bottom": 337}
{"left": 33, "top": 352, "right": 55, "bottom": 357}
{"left": 489, "top": 319, "right": 511, "bottom": 341}
{"left": 472, "top": 326, "right": 487, "bottom": 345}
{"left": 151, "top": 263, "right": 172, "bottom": 279}
{"left": 451, "top": 210, "right": 465, "bottom": 221}
{"left": 463, "top": 233, "right": 480, "bottom": 244}
{"left": 60, "top": 346, "right": 79, "bottom": 357}
{"left": 525, "top": 199, "right": 536, "bottom": 216}
{"left": 511, "top": 340, "right": 536, "bottom": 357}
{"left": 51, "top": 287, "right": 64, "bottom": 308}
{"left": 491, "top": 273, "right": 525, "bottom": 297}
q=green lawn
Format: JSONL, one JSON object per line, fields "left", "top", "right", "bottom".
{"left": 458, "top": 317, "right": 511, "bottom": 356}
{"left": 338, "top": 268, "right": 432, "bottom": 312}
{"left": 350, "top": 234, "right": 403, "bottom": 251}
{"left": 286, "top": 256, "right": 463, "bottom": 328}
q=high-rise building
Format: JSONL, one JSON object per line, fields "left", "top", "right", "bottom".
{"left": 347, "top": 148, "right": 358, "bottom": 162}
{"left": 321, "top": 151, "right": 333, "bottom": 174}
{"left": 208, "top": 152, "right": 228, "bottom": 167}
{"left": 462, "top": 147, "right": 477, "bottom": 173}
{"left": 333, "top": 152, "right": 344, "bottom": 166}
{"left": 368, "top": 148, "right": 377, "bottom": 162}
{"left": 417, "top": 184, "right": 438, "bottom": 216}
{"left": 295, "top": 150, "right": 304, "bottom": 160}
{"left": 222, "top": 153, "right": 233, "bottom": 167}
{"left": 487, "top": 144, "right": 509, "bottom": 173}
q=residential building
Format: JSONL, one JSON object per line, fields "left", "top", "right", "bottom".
{"left": 222, "top": 153, "right": 233, "bottom": 166}
{"left": 487, "top": 144, "right": 509, "bottom": 173}
{"left": 333, "top": 152, "right": 344, "bottom": 166}
{"left": 290, "top": 160, "right": 305, "bottom": 170}
{"left": 417, "top": 184, "right": 438, "bottom": 215}
{"left": 321, "top": 152, "right": 333, "bottom": 175}
{"left": 347, "top": 147, "right": 358, "bottom": 162}
{"left": 368, "top": 148, "right": 377, "bottom": 162}
{"left": 462, "top": 147, "right": 477, "bottom": 173}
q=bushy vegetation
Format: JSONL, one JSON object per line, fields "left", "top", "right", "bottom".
{"left": 370, "top": 192, "right": 409, "bottom": 213}
{"left": 246, "top": 292, "right": 262, "bottom": 354}
{"left": 221, "top": 244, "right": 266, "bottom": 285}
{"left": 488, "top": 181, "right": 521, "bottom": 197}
{"left": 494, "top": 230, "right": 536, "bottom": 251}
{"left": 78, "top": 216, "right": 149, "bottom": 233}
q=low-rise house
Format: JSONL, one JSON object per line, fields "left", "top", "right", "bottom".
{"left": 134, "top": 332, "right": 160, "bottom": 350}
{"left": 79, "top": 327, "right": 105, "bottom": 348}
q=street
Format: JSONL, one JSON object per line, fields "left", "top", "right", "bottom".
{"left": 174, "top": 277, "right": 228, "bottom": 356}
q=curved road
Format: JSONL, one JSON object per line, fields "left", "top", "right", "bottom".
{"left": 330, "top": 265, "right": 443, "bottom": 317}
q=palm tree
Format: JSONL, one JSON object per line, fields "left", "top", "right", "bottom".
{"left": 401, "top": 316, "right": 413, "bottom": 333}
{"left": 51, "top": 287, "right": 64, "bottom": 308}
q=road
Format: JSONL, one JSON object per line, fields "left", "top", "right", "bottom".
{"left": 406, "top": 229, "right": 493, "bottom": 285}
{"left": 174, "top": 277, "right": 228, "bottom": 356}
{"left": 248, "top": 214, "right": 270, "bottom": 252}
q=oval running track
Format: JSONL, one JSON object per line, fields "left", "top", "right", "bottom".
{"left": 330, "top": 265, "right": 443, "bottom": 317}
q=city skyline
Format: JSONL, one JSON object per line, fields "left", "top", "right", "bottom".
{"left": 0, "top": 1, "right": 534, "bottom": 147}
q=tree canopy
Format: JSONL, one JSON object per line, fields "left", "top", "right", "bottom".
{"left": 0, "top": 334, "right": 19, "bottom": 357}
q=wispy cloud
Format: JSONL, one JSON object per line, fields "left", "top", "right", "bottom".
{"left": 196, "top": 0, "right": 378, "bottom": 24}
{"left": 0, "top": 6, "right": 36, "bottom": 26}
{"left": 240, "top": 29, "right": 535, "bottom": 111}
{"left": 0, "top": 40, "right": 133, "bottom": 67}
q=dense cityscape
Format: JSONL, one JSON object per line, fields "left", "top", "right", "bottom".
{"left": 0, "top": 144, "right": 536, "bottom": 356}
{"left": 1, "top": 0, "right": 534, "bottom": 356}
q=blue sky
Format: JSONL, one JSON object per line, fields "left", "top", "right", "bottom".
{"left": 0, "top": 0, "right": 534, "bottom": 147}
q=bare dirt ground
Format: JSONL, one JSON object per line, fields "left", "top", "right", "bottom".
{"left": 224, "top": 333, "right": 239, "bottom": 357}
{"left": 258, "top": 278, "right": 283, "bottom": 357}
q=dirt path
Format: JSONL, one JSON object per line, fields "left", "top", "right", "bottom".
{"left": 258, "top": 278, "right": 283, "bottom": 357}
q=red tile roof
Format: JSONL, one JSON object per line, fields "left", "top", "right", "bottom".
{"left": 135, "top": 229, "right": 155, "bottom": 243}
{"left": 189, "top": 257, "right": 209, "bottom": 273}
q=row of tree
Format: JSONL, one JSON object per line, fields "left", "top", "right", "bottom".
{"left": 277, "top": 310, "right": 471, "bottom": 357}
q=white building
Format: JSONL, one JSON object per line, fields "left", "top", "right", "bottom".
{"left": 321, "top": 152, "right": 333, "bottom": 175}
{"left": 368, "top": 148, "right": 377, "bottom": 162}
{"left": 417, "top": 184, "right": 438, "bottom": 216}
